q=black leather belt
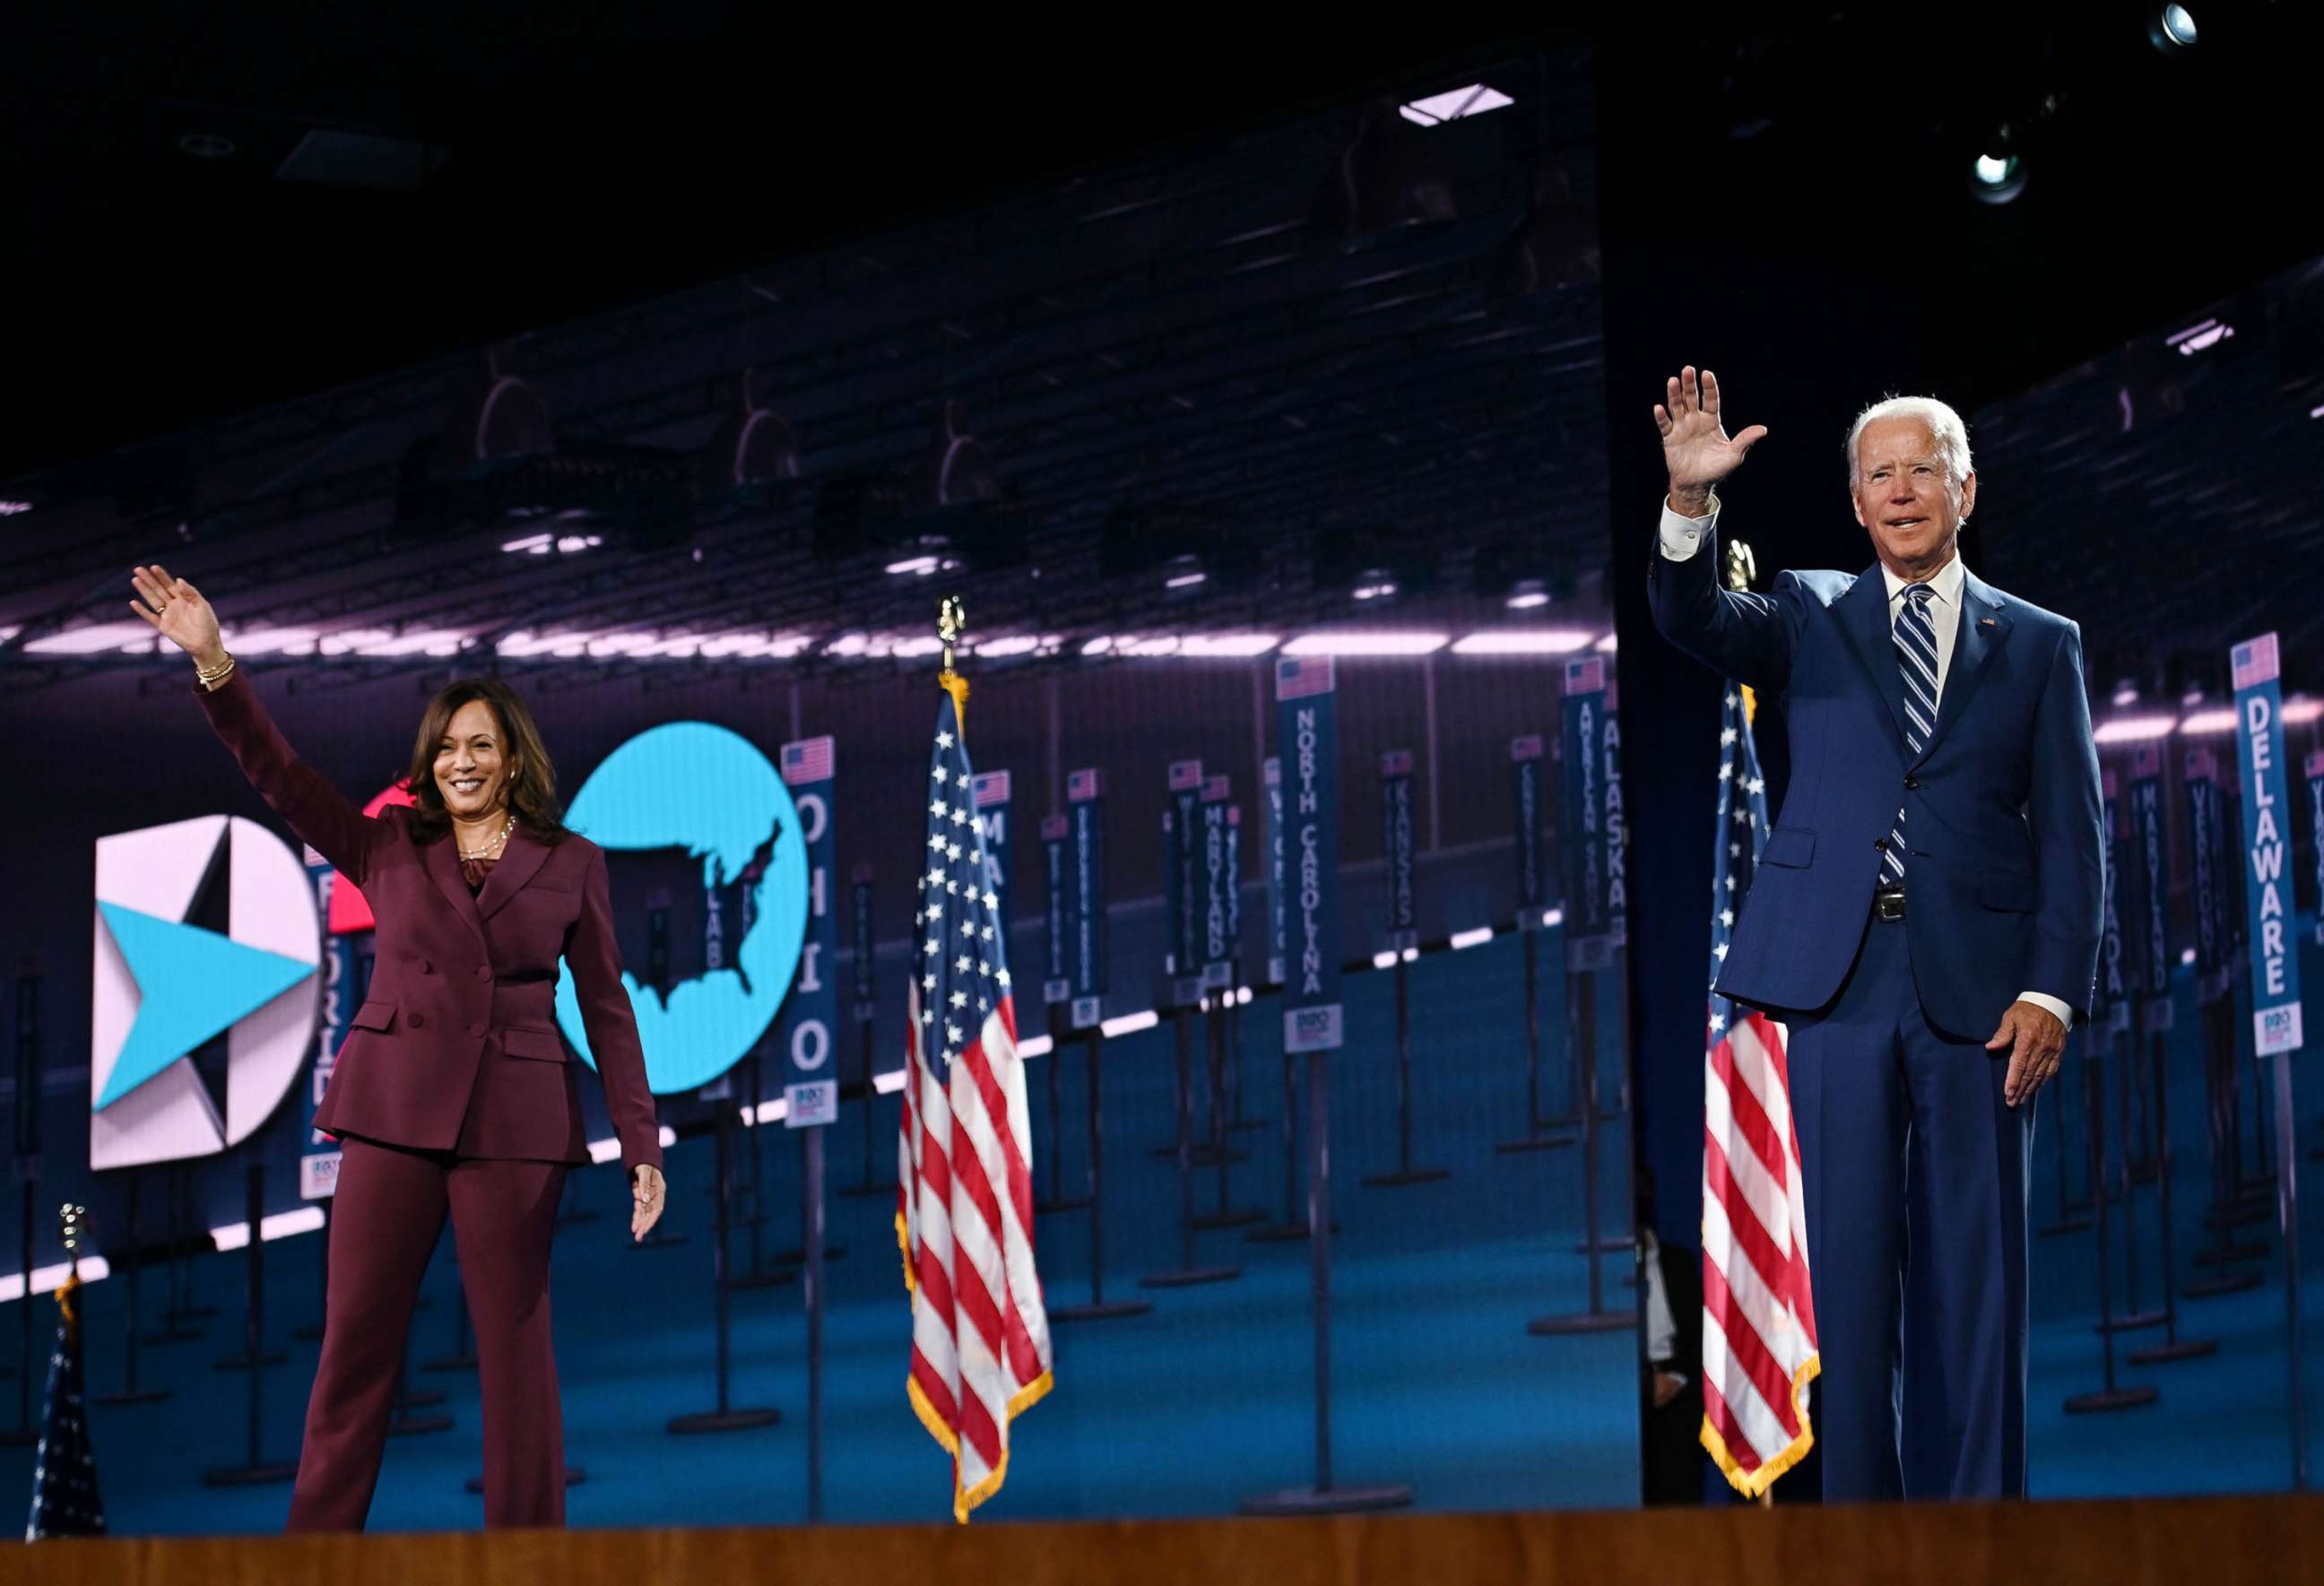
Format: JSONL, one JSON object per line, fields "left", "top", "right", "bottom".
{"left": 1874, "top": 883, "right": 1907, "bottom": 923}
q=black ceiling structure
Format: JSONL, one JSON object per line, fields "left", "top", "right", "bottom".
{"left": 7, "top": 7, "right": 2324, "bottom": 703}
{"left": 1, "top": 42, "right": 1608, "bottom": 698}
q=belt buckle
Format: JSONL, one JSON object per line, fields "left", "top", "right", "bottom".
{"left": 1875, "top": 886, "right": 1906, "bottom": 923}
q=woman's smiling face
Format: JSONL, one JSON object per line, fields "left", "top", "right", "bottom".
{"left": 434, "top": 698, "right": 514, "bottom": 819}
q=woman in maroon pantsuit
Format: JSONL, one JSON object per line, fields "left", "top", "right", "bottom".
{"left": 131, "top": 564, "right": 668, "bottom": 1530}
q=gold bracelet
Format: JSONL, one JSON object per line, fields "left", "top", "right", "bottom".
{"left": 195, "top": 654, "right": 237, "bottom": 688}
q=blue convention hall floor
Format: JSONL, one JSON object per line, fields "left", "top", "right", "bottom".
{"left": 0, "top": 931, "right": 2316, "bottom": 1533}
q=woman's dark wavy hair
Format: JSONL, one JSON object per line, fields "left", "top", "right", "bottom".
{"left": 400, "top": 678, "right": 570, "bottom": 846}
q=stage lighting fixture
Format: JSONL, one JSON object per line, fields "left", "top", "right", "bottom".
{"left": 1162, "top": 554, "right": 1209, "bottom": 593}
{"left": 2149, "top": 4, "right": 2198, "bottom": 52}
{"left": 1971, "top": 126, "right": 2026, "bottom": 206}
{"left": 700, "top": 369, "right": 799, "bottom": 506}
{"left": 1313, "top": 524, "right": 1434, "bottom": 606}
{"left": 1399, "top": 83, "right": 1514, "bottom": 126}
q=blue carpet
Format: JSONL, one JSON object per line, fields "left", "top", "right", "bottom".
{"left": 2, "top": 930, "right": 2314, "bottom": 1533}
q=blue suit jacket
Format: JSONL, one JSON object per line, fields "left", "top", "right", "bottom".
{"left": 1650, "top": 525, "right": 2104, "bottom": 1039}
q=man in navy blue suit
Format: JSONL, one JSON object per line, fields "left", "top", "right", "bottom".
{"left": 1648, "top": 368, "right": 2103, "bottom": 1501}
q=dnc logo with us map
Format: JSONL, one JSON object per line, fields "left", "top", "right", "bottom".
{"left": 555, "top": 722, "right": 809, "bottom": 1094}
{"left": 91, "top": 816, "right": 321, "bottom": 1170}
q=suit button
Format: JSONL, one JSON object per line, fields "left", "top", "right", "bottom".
{"left": 408, "top": 1012, "right": 426, "bottom": 1029}
{"left": 1872, "top": 838, "right": 1886, "bottom": 852}
{"left": 469, "top": 1021, "right": 487, "bottom": 1038}
{"left": 417, "top": 959, "right": 433, "bottom": 975}
{"left": 474, "top": 965, "right": 491, "bottom": 981}
{"left": 1903, "top": 776, "right": 1920, "bottom": 791}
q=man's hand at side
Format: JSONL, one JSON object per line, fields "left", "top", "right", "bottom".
{"left": 1985, "top": 1000, "right": 2068, "bottom": 1108}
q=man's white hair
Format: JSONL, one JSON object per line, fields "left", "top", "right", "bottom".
{"left": 1844, "top": 395, "right": 1973, "bottom": 490}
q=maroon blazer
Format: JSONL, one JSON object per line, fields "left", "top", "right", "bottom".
{"left": 195, "top": 668, "right": 663, "bottom": 1176}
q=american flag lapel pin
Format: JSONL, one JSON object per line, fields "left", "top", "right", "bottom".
{"left": 1979, "top": 617, "right": 1997, "bottom": 628}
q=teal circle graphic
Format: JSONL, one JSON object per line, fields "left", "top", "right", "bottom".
{"left": 554, "top": 722, "right": 807, "bottom": 1095}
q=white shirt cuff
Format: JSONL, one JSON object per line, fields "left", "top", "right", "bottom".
{"left": 1658, "top": 496, "right": 1718, "bottom": 561}
{"left": 2018, "top": 991, "right": 2074, "bottom": 1033}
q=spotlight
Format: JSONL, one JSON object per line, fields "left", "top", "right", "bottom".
{"left": 2149, "top": 4, "right": 2198, "bottom": 52}
{"left": 1968, "top": 128, "right": 2026, "bottom": 205}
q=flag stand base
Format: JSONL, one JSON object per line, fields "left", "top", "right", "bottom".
{"left": 1362, "top": 1167, "right": 1451, "bottom": 1188}
{"left": 2063, "top": 1385, "right": 2159, "bottom": 1414}
{"left": 1495, "top": 1133, "right": 1574, "bottom": 1155}
{"left": 1051, "top": 1299, "right": 1152, "bottom": 1322}
{"left": 2129, "top": 1336, "right": 2218, "bottom": 1365}
{"left": 1140, "top": 1266, "right": 1239, "bottom": 1289}
{"left": 1526, "top": 1309, "right": 1636, "bottom": 1337}
{"left": 467, "top": 1467, "right": 587, "bottom": 1495}
{"left": 668, "top": 1408, "right": 782, "bottom": 1434}
{"left": 2186, "top": 1269, "right": 2266, "bottom": 1298}
{"left": 1240, "top": 1482, "right": 1414, "bottom": 1516}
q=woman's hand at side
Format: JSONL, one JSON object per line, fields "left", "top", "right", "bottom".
{"left": 630, "top": 1165, "right": 666, "bottom": 1243}
{"left": 130, "top": 564, "right": 227, "bottom": 672}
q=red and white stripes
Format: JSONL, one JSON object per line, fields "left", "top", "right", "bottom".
{"left": 1700, "top": 1005, "right": 1819, "bottom": 1496}
{"left": 898, "top": 980, "right": 1053, "bottom": 1521}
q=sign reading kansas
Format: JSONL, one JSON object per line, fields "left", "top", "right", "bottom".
{"left": 91, "top": 816, "right": 321, "bottom": 1170}
{"left": 554, "top": 721, "right": 809, "bottom": 1094}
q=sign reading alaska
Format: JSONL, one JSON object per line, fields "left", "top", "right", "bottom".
{"left": 555, "top": 722, "right": 809, "bottom": 1095}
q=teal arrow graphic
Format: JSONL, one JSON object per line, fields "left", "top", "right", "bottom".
{"left": 95, "top": 901, "right": 316, "bottom": 1110}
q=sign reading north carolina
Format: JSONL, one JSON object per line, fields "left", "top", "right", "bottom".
{"left": 555, "top": 721, "right": 809, "bottom": 1094}
{"left": 91, "top": 816, "right": 321, "bottom": 1170}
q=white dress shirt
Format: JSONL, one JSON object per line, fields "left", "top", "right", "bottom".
{"left": 1641, "top": 1229, "right": 1680, "bottom": 1379}
{"left": 1659, "top": 498, "right": 2074, "bottom": 1033}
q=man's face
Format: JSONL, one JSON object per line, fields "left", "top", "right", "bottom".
{"left": 1850, "top": 417, "right": 1976, "bottom": 578}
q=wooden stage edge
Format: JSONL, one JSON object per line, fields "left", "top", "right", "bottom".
{"left": 11, "top": 1494, "right": 2320, "bottom": 1586}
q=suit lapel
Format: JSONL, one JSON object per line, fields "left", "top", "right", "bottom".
{"left": 1916, "top": 571, "right": 2012, "bottom": 766}
{"left": 475, "top": 828, "right": 551, "bottom": 922}
{"left": 1832, "top": 567, "right": 1910, "bottom": 750}
{"left": 421, "top": 833, "right": 489, "bottom": 950}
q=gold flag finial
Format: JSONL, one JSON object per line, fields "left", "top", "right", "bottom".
{"left": 56, "top": 1203, "right": 88, "bottom": 1339}
{"left": 937, "top": 596, "right": 970, "bottom": 727}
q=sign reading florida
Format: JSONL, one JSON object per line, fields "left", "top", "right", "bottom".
{"left": 554, "top": 722, "right": 809, "bottom": 1094}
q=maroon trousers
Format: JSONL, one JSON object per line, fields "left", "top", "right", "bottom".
{"left": 287, "top": 1137, "right": 568, "bottom": 1530}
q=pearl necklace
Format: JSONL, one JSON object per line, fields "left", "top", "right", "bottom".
{"left": 458, "top": 813, "right": 515, "bottom": 862}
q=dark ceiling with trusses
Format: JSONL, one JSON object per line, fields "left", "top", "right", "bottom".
{"left": 1, "top": 41, "right": 1608, "bottom": 696}
{"left": 11, "top": 6, "right": 2324, "bottom": 703}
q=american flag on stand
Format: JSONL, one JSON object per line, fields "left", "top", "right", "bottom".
{"left": 1699, "top": 684, "right": 1820, "bottom": 1498}
{"left": 898, "top": 681, "right": 1053, "bottom": 1522}
{"left": 25, "top": 1270, "right": 104, "bottom": 1539}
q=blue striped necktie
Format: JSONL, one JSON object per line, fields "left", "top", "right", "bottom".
{"left": 1884, "top": 583, "right": 1939, "bottom": 884}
